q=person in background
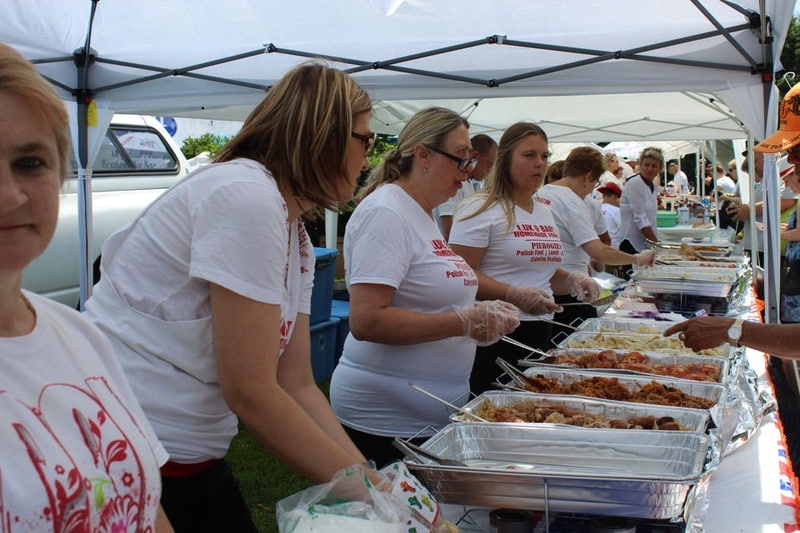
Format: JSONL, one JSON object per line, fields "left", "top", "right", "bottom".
{"left": 599, "top": 152, "right": 624, "bottom": 188}
{"left": 449, "top": 122, "right": 596, "bottom": 395}
{"left": 436, "top": 133, "right": 498, "bottom": 240}
{"left": 779, "top": 165, "right": 800, "bottom": 322}
{"left": 544, "top": 158, "right": 565, "bottom": 184}
{"left": 715, "top": 162, "right": 737, "bottom": 196}
{"left": 669, "top": 161, "right": 689, "bottom": 195}
{"left": 0, "top": 43, "right": 172, "bottom": 531}
{"left": 598, "top": 181, "right": 623, "bottom": 249}
{"left": 536, "top": 147, "right": 654, "bottom": 332}
{"left": 618, "top": 147, "right": 664, "bottom": 256}
{"left": 330, "top": 107, "right": 520, "bottom": 467}
{"left": 84, "top": 63, "right": 382, "bottom": 531}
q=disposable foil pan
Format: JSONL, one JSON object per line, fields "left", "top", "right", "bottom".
{"left": 577, "top": 317, "right": 680, "bottom": 334}
{"left": 558, "top": 330, "right": 732, "bottom": 358}
{"left": 522, "top": 347, "right": 732, "bottom": 384}
{"left": 451, "top": 391, "right": 710, "bottom": 433}
{"left": 499, "top": 366, "right": 726, "bottom": 425}
{"left": 404, "top": 423, "right": 711, "bottom": 519}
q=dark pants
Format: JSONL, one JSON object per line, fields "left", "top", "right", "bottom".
{"left": 470, "top": 320, "right": 553, "bottom": 396}
{"left": 161, "top": 459, "right": 258, "bottom": 533}
{"left": 343, "top": 425, "right": 428, "bottom": 469}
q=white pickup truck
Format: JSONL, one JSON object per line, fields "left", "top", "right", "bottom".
{"left": 22, "top": 115, "right": 191, "bottom": 308}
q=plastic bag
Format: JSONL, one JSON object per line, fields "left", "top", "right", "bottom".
{"left": 276, "top": 462, "right": 459, "bottom": 533}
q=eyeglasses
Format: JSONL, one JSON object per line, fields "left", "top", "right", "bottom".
{"left": 424, "top": 144, "right": 478, "bottom": 172}
{"left": 351, "top": 131, "right": 377, "bottom": 155}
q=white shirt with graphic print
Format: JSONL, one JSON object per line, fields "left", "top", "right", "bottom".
{"left": 449, "top": 194, "right": 565, "bottom": 320}
{"left": 86, "top": 158, "right": 314, "bottom": 463}
{"left": 331, "top": 184, "right": 479, "bottom": 437}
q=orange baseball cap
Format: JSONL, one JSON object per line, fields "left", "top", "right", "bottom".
{"left": 755, "top": 83, "right": 800, "bottom": 153}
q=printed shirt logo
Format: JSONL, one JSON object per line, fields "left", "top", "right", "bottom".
{"left": 431, "top": 239, "right": 478, "bottom": 287}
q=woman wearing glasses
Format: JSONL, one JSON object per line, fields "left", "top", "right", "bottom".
{"left": 330, "top": 107, "right": 520, "bottom": 467}
{"left": 84, "top": 63, "right": 380, "bottom": 530}
{"left": 449, "top": 122, "right": 599, "bottom": 395}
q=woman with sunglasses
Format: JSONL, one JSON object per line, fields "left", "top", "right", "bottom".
{"left": 330, "top": 107, "right": 520, "bottom": 467}
{"left": 84, "top": 62, "right": 382, "bottom": 531}
{"left": 449, "top": 122, "right": 600, "bottom": 396}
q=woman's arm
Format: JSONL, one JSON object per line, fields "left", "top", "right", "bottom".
{"left": 348, "top": 283, "right": 464, "bottom": 344}
{"left": 210, "top": 283, "right": 365, "bottom": 483}
{"left": 156, "top": 505, "right": 174, "bottom": 533}
{"left": 582, "top": 239, "right": 654, "bottom": 266}
{"left": 782, "top": 226, "right": 800, "bottom": 242}
{"left": 664, "top": 317, "right": 800, "bottom": 359}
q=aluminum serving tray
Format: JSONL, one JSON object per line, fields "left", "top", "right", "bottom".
{"left": 404, "top": 423, "right": 711, "bottom": 519}
{"left": 451, "top": 391, "right": 710, "bottom": 433}
{"left": 577, "top": 317, "right": 677, "bottom": 334}
{"left": 521, "top": 347, "right": 732, "bottom": 384}
{"left": 558, "top": 330, "right": 732, "bottom": 358}
{"left": 500, "top": 366, "right": 726, "bottom": 425}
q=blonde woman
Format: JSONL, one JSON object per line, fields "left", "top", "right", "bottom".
{"left": 330, "top": 107, "right": 519, "bottom": 466}
{"left": 449, "top": 122, "right": 598, "bottom": 395}
{"left": 85, "top": 63, "right": 379, "bottom": 530}
{"left": 0, "top": 43, "right": 172, "bottom": 531}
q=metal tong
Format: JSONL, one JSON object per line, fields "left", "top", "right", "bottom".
{"left": 500, "top": 336, "right": 556, "bottom": 362}
{"left": 559, "top": 293, "right": 617, "bottom": 307}
{"left": 392, "top": 439, "right": 467, "bottom": 467}
{"left": 408, "top": 383, "right": 489, "bottom": 422}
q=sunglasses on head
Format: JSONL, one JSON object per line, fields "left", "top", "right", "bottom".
{"left": 424, "top": 144, "right": 477, "bottom": 172}
{"left": 351, "top": 131, "right": 377, "bottom": 155}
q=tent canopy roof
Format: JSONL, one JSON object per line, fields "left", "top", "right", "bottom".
{"left": 3, "top": 1, "right": 793, "bottom": 141}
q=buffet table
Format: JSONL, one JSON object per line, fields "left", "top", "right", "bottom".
{"left": 433, "top": 267, "right": 800, "bottom": 532}
{"left": 440, "top": 348, "right": 798, "bottom": 533}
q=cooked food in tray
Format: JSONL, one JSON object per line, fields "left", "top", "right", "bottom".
{"left": 562, "top": 330, "right": 728, "bottom": 357}
{"left": 518, "top": 373, "right": 716, "bottom": 410}
{"left": 543, "top": 349, "right": 723, "bottom": 382}
{"left": 472, "top": 397, "right": 687, "bottom": 430}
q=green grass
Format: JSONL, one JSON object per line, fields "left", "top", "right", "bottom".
{"left": 225, "top": 381, "right": 330, "bottom": 533}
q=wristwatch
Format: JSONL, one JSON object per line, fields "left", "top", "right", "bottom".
{"left": 727, "top": 318, "right": 744, "bottom": 347}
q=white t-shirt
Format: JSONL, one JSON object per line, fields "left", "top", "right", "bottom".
{"left": 1, "top": 291, "right": 167, "bottom": 530}
{"left": 618, "top": 174, "right": 659, "bottom": 251}
{"left": 535, "top": 184, "right": 598, "bottom": 274}
{"left": 587, "top": 194, "right": 607, "bottom": 236}
{"left": 598, "top": 171, "right": 624, "bottom": 189}
{"left": 716, "top": 175, "right": 737, "bottom": 195}
{"left": 672, "top": 170, "right": 689, "bottom": 194}
{"left": 602, "top": 203, "right": 622, "bottom": 249}
{"left": 449, "top": 194, "right": 565, "bottom": 320}
{"left": 435, "top": 179, "right": 479, "bottom": 221}
{"left": 85, "top": 158, "right": 315, "bottom": 462}
{"left": 330, "top": 184, "right": 479, "bottom": 437}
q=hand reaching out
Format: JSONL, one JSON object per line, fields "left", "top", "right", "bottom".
{"left": 455, "top": 300, "right": 521, "bottom": 346}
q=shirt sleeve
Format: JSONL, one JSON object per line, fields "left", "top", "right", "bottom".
{"left": 629, "top": 180, "right": 654, "bottom": 230}
{"left": 346, "top": 204, "right": 411, "bottom": 289}
{"left": 448, "top": 197, "right": 492, "bottom": 248}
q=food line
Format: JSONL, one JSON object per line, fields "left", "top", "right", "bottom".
{"left": 396, "top": 242, "right": 799, "bottom": 532}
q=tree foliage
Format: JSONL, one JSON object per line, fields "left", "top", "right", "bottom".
{"left": 778, "top": 15, "right": 800, "bottom": 96}
{"left": 180, "top": 132, "right": 230, "bottom": 159}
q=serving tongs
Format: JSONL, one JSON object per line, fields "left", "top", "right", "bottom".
{"left": 408, "top": 383, "right": 489, "bottom": 422}
{"left": 494, "top": 356, "right": 540, "bottom": 389}
{"left": 392, "top": 438, "right": 467, "bottom": 467}
{"left": 559, "top": 293, "right": 617, "bottom": 307}
{"left": 500, "top": 336, "right": 556, "bottom": 363}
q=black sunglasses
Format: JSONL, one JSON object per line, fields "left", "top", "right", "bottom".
{"left": 351, "top": 131, "right": 377, "bottom": 155}
{"left": 424, "top": 144, "right": 477, "bottom": 172}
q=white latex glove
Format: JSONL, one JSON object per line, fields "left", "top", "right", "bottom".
{"left": 634, "top": 249, "right": 656, "bottom": 267}
{"left": 505, "top": 286, "right": 563, "bottom": 315}
{"left": 455, "top": 300, "right": 520, "bottom": 346}
{"left": 566, "top": 271, "right": 601, "bottom": 303}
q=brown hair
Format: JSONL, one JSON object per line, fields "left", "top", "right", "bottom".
{"left": 215, "top": 62, "right": 372, "bottom": 210}
{"left": 545, "top": 160, "right": 565, "bottom": 184}
{"left": 563, "top": 146, "right": 606, "bottom": 180}
{"left": 0, "top": 43, "right": 70, "bottom": 182}
{"left": 460, "top": 122, "right": 548, "bottom": 232}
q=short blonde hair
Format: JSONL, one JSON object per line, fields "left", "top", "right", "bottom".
{"left": 215, "top": 62, "right": 372, "bottom": 211}
{"left": 0, "top": 43, "right": 70, "bottom": 182}
{"left": 638, "top": 146, "right": 665, "bottom": 167}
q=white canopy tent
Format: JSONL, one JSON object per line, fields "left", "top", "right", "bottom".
{"left": 1, "top": 0, "right": 794, "bottom": 315}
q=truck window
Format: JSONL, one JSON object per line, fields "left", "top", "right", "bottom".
{"left": 96, "top": 128, "right": 179, "bottom": 172}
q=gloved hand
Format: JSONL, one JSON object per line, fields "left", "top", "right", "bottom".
{"left": 455, "top": 300, "right": 520, "bottom": 346}
{"left": 566, "top": 271, "right": 601, "bottom": 303}
{"left": 634, "top": 249, "right": 656, "bottom": 267}
{"left": 506, "top": 285, "right": 563, "bottom": 315}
